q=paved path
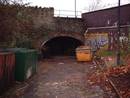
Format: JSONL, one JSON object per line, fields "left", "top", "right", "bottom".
{"left": 19, "top": 56, "right": 104, "bottom": 98}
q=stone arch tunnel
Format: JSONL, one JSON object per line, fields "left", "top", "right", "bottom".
{"left": 41, "top": 36, "right": 84, "bottom": 58}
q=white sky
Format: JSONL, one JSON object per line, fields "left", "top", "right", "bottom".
{"left": 24, "top": 0, "right": 130, "bottom": 17}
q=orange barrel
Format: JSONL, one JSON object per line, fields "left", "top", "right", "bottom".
{"left": 76, "top": 46, "right": 92, "bottom": 62}
{"left": 0, "top": 52, "right": 15, "bottom": 94}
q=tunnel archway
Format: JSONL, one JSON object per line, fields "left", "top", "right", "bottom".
{"left": 41, "top": 36, "right": 83, "bottom": 58}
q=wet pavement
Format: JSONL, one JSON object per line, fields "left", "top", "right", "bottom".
{"left": 3, "top": 56, "right": 105, "bottom": 98}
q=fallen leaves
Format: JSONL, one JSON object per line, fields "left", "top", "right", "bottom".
{"left": 88, "top": 58, "right": 130, "bottom": 98}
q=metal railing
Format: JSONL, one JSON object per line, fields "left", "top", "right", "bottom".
{"left": 54, "top": 9, "right": 82, "bottom": 18}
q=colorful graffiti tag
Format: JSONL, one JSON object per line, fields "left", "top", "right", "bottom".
{"left": 85, "top": 33, "right": 108, "bottom": 51}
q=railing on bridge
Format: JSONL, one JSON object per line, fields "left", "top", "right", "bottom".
{"left": 54, "top": 9, "right": 82, "bottom": 18}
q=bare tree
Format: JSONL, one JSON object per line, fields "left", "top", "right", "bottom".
{"left": 84, "top": 0, "right": 110, "bottom": 12}
{"left": 0, "top": 0, "right": 32, "bottom": 48}
{"left": 0, "top": 0, "right": 10, "bottom": 4}
{"left": 0, "top": 0, "right": 24, "bottom": 5}
{"left": 88, "top": 0, "right": 101, "bottom": 11}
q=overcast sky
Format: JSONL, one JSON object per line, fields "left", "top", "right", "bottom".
{"left": 24, "top": 0, "right": 130, "bottom": 17}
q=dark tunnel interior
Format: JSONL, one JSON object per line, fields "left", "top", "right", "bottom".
{"left": 41, "top": 36, "right": 83, "bottom": 58}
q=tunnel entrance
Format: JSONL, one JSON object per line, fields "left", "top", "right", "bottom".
{"left": 41, "top": 36, "right": 83, "bottom": 58}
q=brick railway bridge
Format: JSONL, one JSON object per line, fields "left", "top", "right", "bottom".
{"left": 25, "top": 4, "right": 130, "bottom": 57}
{"left": 23, "top": 7, "right": 86, "bottom": 57}
{"left": 3, "top": 4, "right": 130, "bottom": 57}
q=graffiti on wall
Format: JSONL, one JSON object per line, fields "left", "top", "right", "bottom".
{"left": 85, "top": 33, "right": 108, "bottom": 51}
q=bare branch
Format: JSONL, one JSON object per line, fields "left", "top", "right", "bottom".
{"left": 84, "top": 0, "right": 110, "bottom": 12}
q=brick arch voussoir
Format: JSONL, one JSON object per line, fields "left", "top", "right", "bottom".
{"left": 38, "top": 32, "right": 84, "bottom": 50}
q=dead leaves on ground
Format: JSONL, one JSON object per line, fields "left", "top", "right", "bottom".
{"left": 88, "top": 64, "right": 130, "bottom": 98}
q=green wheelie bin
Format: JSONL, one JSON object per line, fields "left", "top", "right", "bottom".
{"left": 5, "top": 48, "right": 38, "bottom": 82}
{"left": 14, "top": 49, "right": 38, "bottom": 81}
